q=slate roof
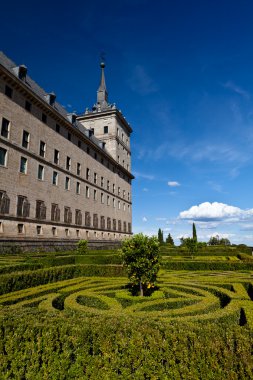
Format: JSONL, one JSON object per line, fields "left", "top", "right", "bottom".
{"left": 0, "top": 51, "right": 107, "bottom": 151}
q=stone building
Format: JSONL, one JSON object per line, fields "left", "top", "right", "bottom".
{"left": 0, "top": 52, "right": 133, "bottom": 245}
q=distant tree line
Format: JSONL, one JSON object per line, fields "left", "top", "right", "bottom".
{"left": 157, "top": 224, "right": 231, "bottom": 248}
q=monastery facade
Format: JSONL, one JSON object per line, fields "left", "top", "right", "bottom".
{"left": 0, "top": 52, "right": 133, "bottom": 243}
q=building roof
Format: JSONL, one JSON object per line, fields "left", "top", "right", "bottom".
{"left": 0, "top": 51, "right": 110, "bottom": 152}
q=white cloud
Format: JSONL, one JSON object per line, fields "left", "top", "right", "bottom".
{"left": 179, "top": 202, "right": 253, "bottom": 222}
{"left": 128, "top": 65, "right": 158, "bottom": 95}
{"left": 168, "top": 181, "right": 180, "bottom": 187}
{"left": 223, "top": 81, "right": 250, "bottom": 100}
{"left": 207, "top": 232, "right": 235, "bottom": 239}
{"left": 142, "top": 217, "right": 148, "bottom": 222}
{"left": 133, "top": 171, "right": 155, "bottom": 180}
{"left": 142, "top": 188, "right": 148, "bottom": 192}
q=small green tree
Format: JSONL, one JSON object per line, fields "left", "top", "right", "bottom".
{"left": 77, "top": 239, "right": 88, "bottom": 254}
{"left": 166, "top": 233, "right": 174, "bottom": 246}
{"left": 180, "top": 237, "right": 199, "bottom": 258}
{"left": 208, "top": 235, "right": 220, "bottom": 245}
{"left": 220, "top": 238, "right": 231, "bottom": 246}
{"left": 192, "top": 223, "right": 197, "bottom": 241}
{"left": 158, "top": 228, "right": 164, "bottom": 245}
{"left": 120, "top": 233, "right": 160, "bottom": 296}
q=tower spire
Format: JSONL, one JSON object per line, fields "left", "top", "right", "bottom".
{"left": 97, "top": 61, "right": 108, "bottom": 107}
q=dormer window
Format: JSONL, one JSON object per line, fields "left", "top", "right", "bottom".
{"left": 45, "top": 92, "right": 56, "bottom": 106}
{"left": 18, "top": 65, "right": 27, "bottom": 80}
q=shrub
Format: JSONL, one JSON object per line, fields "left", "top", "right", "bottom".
{"left": 77, "top": 240, "right": 88, "bottom": 255}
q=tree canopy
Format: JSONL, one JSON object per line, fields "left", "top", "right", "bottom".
{"left": 120, "top": 233, "right": 160, "bottom": 296}
{"left": 166, "top": 233, "right": 174, "bottom": 246}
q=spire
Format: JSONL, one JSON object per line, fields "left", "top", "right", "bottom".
{"left": 97, "top": 61, "right": 108, "bottom": 107}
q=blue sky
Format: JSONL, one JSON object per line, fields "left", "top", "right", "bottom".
{"left": 2, "top": 0, "right": 253, "bottom": 244}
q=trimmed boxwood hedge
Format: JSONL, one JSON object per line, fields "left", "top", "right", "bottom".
{"left": 161, "top": 260, "right": 253, "bottom": 271}
{"left": 1, "top": 312, "right": 253, "bottom": 379}
{"left": 0, "top": 265, "right": 126, "bottom": 295}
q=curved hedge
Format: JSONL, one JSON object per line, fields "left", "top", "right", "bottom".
{"left": 0, "top": 264, "right": 126, "bottom": 295}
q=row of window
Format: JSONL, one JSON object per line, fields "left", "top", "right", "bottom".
{"left": 0, "top": 221, "right": 128, "bottom": 239}
{"left": 0, "top": 192, "right": 132, "bottom": 232}
{"left": 2, "top": 87, "right": 131, "bottom": 180}
{"left": 1, "top": 121, "right": 131, "bottom": 195}
{"left": 0, "top": 147, "right": 131, "bottom": 203}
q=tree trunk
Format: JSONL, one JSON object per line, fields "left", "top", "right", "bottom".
{"left": 140, "top": 281, "right": 144, "bottom": 296}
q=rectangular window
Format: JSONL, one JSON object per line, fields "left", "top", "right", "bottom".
{"left": 54, "top": 149, "right": 59, "bottom": 165}
{"left": 0, "top": 190, "right": 10, "bottom": 214}
{"left": 51, "top": 203, "right": 60, "bottom": 222}
{"left": 123, "top": 203, "right": 126, "bottom": 211}
{"left": 17, "top": 224, "right": 24, "bottom": 234}
{"left": 65, "top": 228, "right": 69, "bottom": 236}
{"left": 107, "top": 180, "right": 110, "bottom": 191}
{"left": 36, "top": 200, "right": 46, "bottom": 220}
{"left": 93, "top": 213, "right": 98, "bottom": 228}
{"left": 104, "top": 126, "right": 108, "bottom": 134}
{"left": 39, "top": 141, "right": 46, "bottom": 157}
{"left": 52, "top": 227, "right": 57, "bottom": 236}
{"left": 101, "top": 216, "right": 105, "bottom": 229}
{"left": 20, "top": 157, "right": 27, "bottom": 173}
{"left": 128, "top": 192, "right": 130, "bottom": 201}
{"left": 101, "top": 176, "right": 104, "bottom": 187}
{"left": 1, "top": 118, "right": 10, "bottom": 138}
{"left": 78, "top": 140, "right": 81, "bottom": 148}
{"left": 64, "top": 207, "right": 72, "bottom": 223}
{"left": 93, "top": 189, "right": 97, "bottom": 200}
{"left": 37, "top": 165, "right": 44, "bottom": 180}
{"left": 75, "top": 209, "right": 82, "bottom": 225}
{"left": 76, "top": 229, "right": 80, "bottom": 237}
{"left": 25, "top": 101, "right": 31, "bottom": 112}
{"left": 86, "top": 168, "right": 90, "bottom": 180}
{"left": 107, "top": 195, "right": 110, "bottom": 206}
{"left": 17, "top": 195, "right": 30, "bottom": 217}
{"left": 113, "top": 184, "right": 115, "bottom": 193}
{"left": 66, "top": 156, "right": 71, "bottom": 171}
{"left": 118, "top": 187, "right": 121, "bottom": 196}
{"left": 94, "top": 172, "right": 97, "bottom": 184}
{"left": 65, "top": 177, "right": 70, "bottom": 190}
{"left": 0, "top": 147, "right": 7, "bottom": 166}
{"left": 5, "top": 85, "right": 13, "bottom": 98}
{"left": 86, "top": 186, "right": 90, "bottom": 198}
{"left": 85, "top": 212, "right": 91, "bottom": 227}
{"left": 77, "top": 162, "right": 81, "bottom": 176}
{"left": 42, "top": 113, "right": 47, "bottom": 124}
{"left": 22, "top": 130, "right": 30, "bottom": 149}
{"left": 107, "top": 217, "right": 111, "bottom": 230}
{"left": 56, "top": 124, "right": 60, "bottom": 133}
{"left": 52, "top": 171, "right": 58, "bottom": 185}
{"left": 76, "top": 181, "right": 80, "bottom": 194}
{"left": 68, "top": 132, "right": 71, "bottom": 141}
{"left": 101, "top": 192, "right": 104, "bottom": 204}
{"left": 123, "top": 190, "right": 126, "bottom": 198}
{"left": 113, "top": 198, "right": 115, "bottom": 208}
{"left": 118, "top": 201, "right": 121, "bottom": 210}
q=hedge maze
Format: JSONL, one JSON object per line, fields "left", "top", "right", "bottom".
{"left": 1, "top": 270, "right": 253, "bottom": 327}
